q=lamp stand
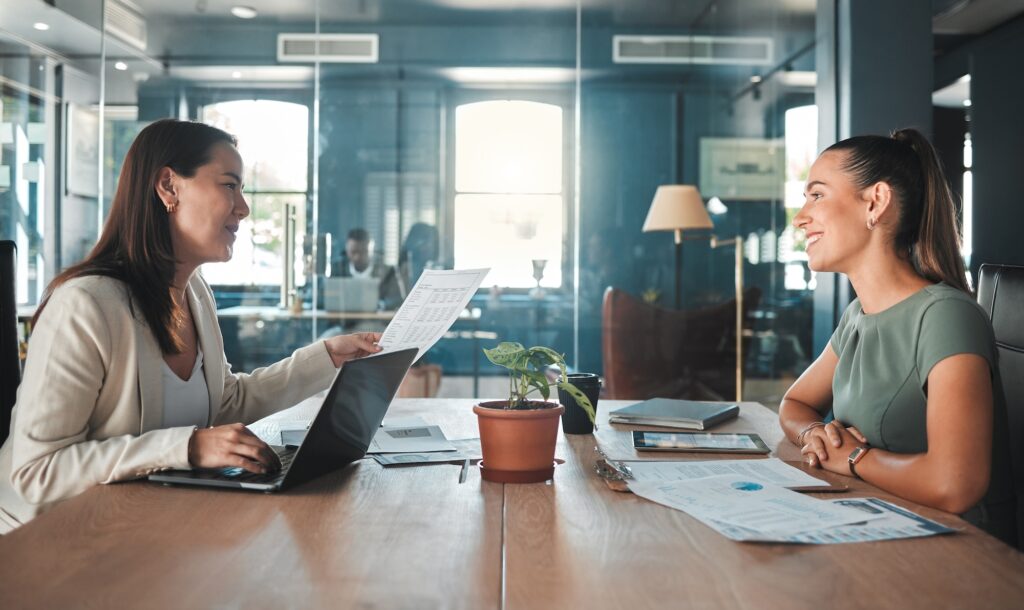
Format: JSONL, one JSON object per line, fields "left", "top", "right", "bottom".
{"left": 673, "top": 229, "right": 683, "bottom": 309}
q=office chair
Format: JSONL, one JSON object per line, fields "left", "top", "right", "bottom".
{"left": 0, "top": 241, "right": 18, "bottom": 446}
{"left": 977, "top": 264, "right": 1024, "bottom": 550}
{"left": 601, "top": 286, "right": 760, "bottom": 401}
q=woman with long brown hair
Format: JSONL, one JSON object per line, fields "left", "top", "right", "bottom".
{"left": 0, "top": 119, "right": 381, "bottom": 533}
{"left": 778, "top": 128, "right": 1013, "bottom": 544}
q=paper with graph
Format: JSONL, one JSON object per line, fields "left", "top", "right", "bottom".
{"left": 376, "top": 268, "right": 489, "bottom": 362}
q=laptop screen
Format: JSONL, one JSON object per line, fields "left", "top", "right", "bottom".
{"left": 286, "top": 348, "right": 417, "bottom": 485}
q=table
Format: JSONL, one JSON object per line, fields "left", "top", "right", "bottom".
{"left": 1, "top": 400, "right": 1022, "bottom": 609}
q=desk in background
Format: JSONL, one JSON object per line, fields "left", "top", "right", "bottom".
{"left": 216, "top": 306, "right": 489, "bottom": 396}
{"left": 1, "top": 400, "right": 1022, "bottom": 608}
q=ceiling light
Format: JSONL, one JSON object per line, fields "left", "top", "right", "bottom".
{"left": 231, "top": 71, "right": 243, "bottom": 79}
{"left": 114, "top": 61, "right": 128, "bottom": 71}
{"left": 231, "top": 6, "right": 258, "bottom": 19}
{"left": 33, "top": 22, "right": 50, "bottom": 31}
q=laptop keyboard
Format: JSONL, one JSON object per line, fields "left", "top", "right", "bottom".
{"left": 215, "top": 447, "right": 296, "bottom": 485}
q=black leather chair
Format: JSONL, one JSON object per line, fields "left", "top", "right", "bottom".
{"left": 0, "top": 241, "right": 18, "bottom": 446}
{"left": 977, "top": 264, "right": 1024, "bottom": 549}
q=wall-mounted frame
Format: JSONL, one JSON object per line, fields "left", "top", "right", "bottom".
{"left": 699, "top": 137, "right": 784, "bottom": 201}
{"left": 65, "top": 103, "right": 99, "bottom": 198}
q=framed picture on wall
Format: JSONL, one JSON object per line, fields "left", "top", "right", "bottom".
{"left": 699, "top": 137, "right": 784, "bottom": 201}
{"left": 66, "top": 103, "right": 99, "bottom": 198}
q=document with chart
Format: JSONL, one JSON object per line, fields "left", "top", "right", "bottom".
{"left": 628, "top": 475, "right": 882, "bottom": 539}
{"left": 376, "top": 268, "right": 489, "bottom": 362}
{"left": 629, "top": 475, "right": 952, "bottom": 543}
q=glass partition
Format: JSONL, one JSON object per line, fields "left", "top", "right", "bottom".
{"left": 578, "top": 1, "right": 817, "bottom": 406}
{"left": 0, "top": 1, "right": 105, "bottom": 309}
{"left": 5, "top": 0, "right": 818, "bottom": 403}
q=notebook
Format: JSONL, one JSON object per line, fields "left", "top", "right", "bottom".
{"left": 608, "top": 398, "right": 740, "bottom": 430}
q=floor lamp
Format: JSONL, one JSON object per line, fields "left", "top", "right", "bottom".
{"left": 642, "top": 185, "right": 745, "bottom": 401}
{"left": 642, "top": 185, "right": 713, "bottom": 309}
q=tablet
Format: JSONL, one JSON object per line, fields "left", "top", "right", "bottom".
{"left": 632, "top": 431, "right": 770, "bottom": 454}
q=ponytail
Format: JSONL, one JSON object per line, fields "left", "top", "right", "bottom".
{"left": 890, "top": 129, "right": 970, "bottom": 293}
{"left": 824, "top": 128, "right": 970, "bottom": 293}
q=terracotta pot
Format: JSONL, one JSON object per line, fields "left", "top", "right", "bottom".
{"left": 473, "top": 400, "right": 564, "bottom": 483}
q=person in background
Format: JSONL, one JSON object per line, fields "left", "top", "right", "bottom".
{"left": 778, "top": 127, "right": 1013, "bottom": 545}
{"left": 334, "top": 228, "right": 400, "bottom": 309}
{"left": 0, "top": 119, "right": 381, "bottom": 533}
{"left": 380, "top": 222, "right": 441, "bottom": 310}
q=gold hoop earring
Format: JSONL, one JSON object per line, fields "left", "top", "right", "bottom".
{"left": 866, "top": 216, "right": 876, "bottom": 231}
{"left": 165, "top": 199, "right": 178, "bottom": 214}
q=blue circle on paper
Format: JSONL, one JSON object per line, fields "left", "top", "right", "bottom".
{"left": 731, "top": 481, "right": 763, "bottom": 492}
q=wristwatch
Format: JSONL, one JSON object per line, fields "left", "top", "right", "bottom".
{"left": 848, "top": 445, "right": 871, "bottom": 479}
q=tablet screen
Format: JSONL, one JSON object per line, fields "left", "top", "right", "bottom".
{"left": 632, "top": 431, "right": 770, "bottom": 453}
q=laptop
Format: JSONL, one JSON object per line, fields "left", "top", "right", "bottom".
{"left": 323, "top": 276, "right": 379, "bottom": 313}
{"left": 149, "top": 348, "right": 418, "bottom": 492}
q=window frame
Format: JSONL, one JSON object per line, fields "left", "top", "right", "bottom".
{"left": 443, "top": 87, "right": 575, "bottom": 293}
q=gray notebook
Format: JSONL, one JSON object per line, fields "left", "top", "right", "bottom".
{"left": 608, "top": 398, "right": 739, "bottom": 430}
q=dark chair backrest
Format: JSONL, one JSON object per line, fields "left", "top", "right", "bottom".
{"left": 977, "top": 264, "right": 1024, "bottom": 549}
{"left": 601, "top": 286, "right": 761, "bottom": 401}
{"left": 0, "top": 241, "right": 18, "bottom": 445}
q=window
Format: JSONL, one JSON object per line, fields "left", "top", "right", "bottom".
{"left": 453, "top": 100, "right": 564, "bottom": 288}
{"left": 781, "top": 104, "right": 817, "bottom": 291}
{"left": 200, "top": 100, "right": 309, "bottom": 286}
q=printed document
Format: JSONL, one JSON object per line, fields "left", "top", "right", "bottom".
{"left": 372, "top": 438, "right": 483, "bottom": 466}
{"left": 779, "top": 498, "right": 955, "bottom": 544}
{"left": 623, "top": 458, "right": 830, "bottom": 489}
{"left": 377, "top": 268, "right": 489, "bottom": 361}
{"left": 628, "top": 475, "right": 880, "bottom": 538}
{"left": 367, "top": 425, "right": 457, "bottom": 454}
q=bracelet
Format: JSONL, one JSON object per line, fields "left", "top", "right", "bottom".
{"left": 796, "top": 421, "right": 825, "bottom": 445}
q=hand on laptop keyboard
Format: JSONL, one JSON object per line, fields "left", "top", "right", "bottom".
{"left": 188, "top": 423, "right": 282, "bottom": 474}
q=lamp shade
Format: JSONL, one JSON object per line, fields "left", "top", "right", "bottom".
{"left": 642, "top": 185, "right": 713, "bottom": 233}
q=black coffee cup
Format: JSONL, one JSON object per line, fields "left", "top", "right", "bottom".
{"left": 557, "top": 373, "right": 601, "bottom": 435}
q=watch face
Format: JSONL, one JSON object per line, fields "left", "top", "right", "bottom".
{"left": 850, "top": 446, "right": 867, "bottom": 463}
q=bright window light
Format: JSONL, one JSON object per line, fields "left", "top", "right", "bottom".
{"left": 455, "top": 194, "right": 563, "bottom": 287}
{"left": 454, "top": 100, "right": 564, "bottom": 288}
{"left": 455, "top": 100, "right": 562, "bottom": 194}
{"left": 200, "top": 100, "right": 309, "bottom": 286}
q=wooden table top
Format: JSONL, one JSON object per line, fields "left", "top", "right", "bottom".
{"left": 1, "top": 399, "right": 1022, "bottom": 609}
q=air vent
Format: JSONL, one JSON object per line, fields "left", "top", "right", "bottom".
{"left": 277, "top": 33, "right": 379, "bottom": 63}
{"left": 104, "top": 0, "right": 147, "bottom": 51}
{"left": 613, "top": 35, "right": 773, "bottom": 66}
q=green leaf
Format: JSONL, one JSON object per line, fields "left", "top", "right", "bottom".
{"left": 528, "top": 346, "right": 564, "bottom": 367}
{"left": 483, "top": 342, "right": 525, "bottom": 368}
{"left": 522, "top": 369, "right": 551, "bottom": 400}
{"left": 557, "top": 381, "right": 597, "bottom": 428}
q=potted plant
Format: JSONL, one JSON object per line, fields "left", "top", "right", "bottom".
{"left": 473, "top": 342, "right": 596, "bottom": 483}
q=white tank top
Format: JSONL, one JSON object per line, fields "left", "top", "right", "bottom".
{"left": 161, "top": 346, "right": 210, "bottom": 428}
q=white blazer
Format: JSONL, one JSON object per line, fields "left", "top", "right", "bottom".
{"left": 0, "top": 274, "right": 337, "bottom": 533}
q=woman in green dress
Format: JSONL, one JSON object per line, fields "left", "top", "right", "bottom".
{"left": 778, "top": 128, "right": 1014, "bottom": 544}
